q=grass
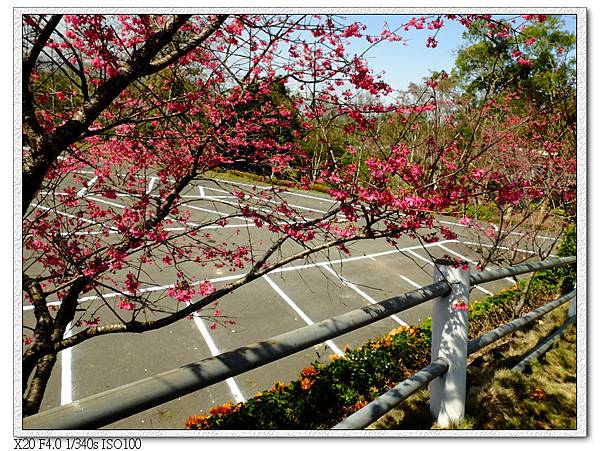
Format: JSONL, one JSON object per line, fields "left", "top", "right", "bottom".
{"left": 369, "top": 303, "right": 577, "bottom": 430}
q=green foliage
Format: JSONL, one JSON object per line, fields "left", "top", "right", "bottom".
{"left": 557, "top": 222, "right": 576, "bottom": 280}
{"left": 549, "top": 223, "right": 577, "bottom": 292}
{"left": 186, "top": 326, "right": 432, "bottom": 429}
{"left": 463, "top": 203, "right": 500, "bottom": 223}
{"left": 453, "top": 16, "right": 575, "bottom": 105}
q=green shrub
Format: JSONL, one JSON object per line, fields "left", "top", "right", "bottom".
{"left": 556, "top": 223, "right": 576, "bottom": 291}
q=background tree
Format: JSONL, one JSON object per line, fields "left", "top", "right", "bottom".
{"left": 452, "top": 15, "right": 576, "bottom": 106}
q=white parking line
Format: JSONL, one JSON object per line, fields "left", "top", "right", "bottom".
{"left": 185, "top": 203, "right": 250, "bottom": 222}
{"left": 210, "top": 177, "right": 339, "bottom": 205}
{"left": 263, "top": 275, "right": 344, "bottom": 356}
{"left": 210, "top": 197, "right": 281, "bottom": 218}
{"left": 252, "top": 196, "right": 329, "bottom": 215}
{"left": 87, "top": 196, "right": 236, "bottom": 230}
{"left": 188, "top": 305, "right": 245, "bottom": 404}
{"left": 146, "top": 177, "right": 157, "bottom": 194}
{"left": 403, "top": 248, "right": 493, "bottom": 296}
{"left": 181, "top": 195, "right": 237, "bottom": 200}
{"left": 197, "top": 185, "right": 232, "bottom": 195}
{"left": 24, "top": 238, "right": 531, "bottom": 313}
{"left": 435, "top": 243, "right": 515, "bottom": 285}
{"left": 32, "top": 203, "right": 119, "bottom": 232}
{"left": 61, "top": 322, "right": 73, "bottom": 405}
{"left": 276, "top": 240, "right": 457, "bottom": 274}
{"left": 460, "top": 240, "right": 556, "bottom": 257}
{"left": 320, "top": 264, "right": 407, "bottom": 326}
{"left": 437, "top": 218, "right": 555, "bottom": 241}
{"left": 68, "top": 171, "right": 556, "bottom": 244}
{"left": 22, "top": 240, "right": 461, "bottom": 312}
{"left": 77, "top": 176, "right": 98, "bottom": 197}
{"left": 399, "top": 275, "right": 422, "bottom": 289}
{"left": 71, "top": 172, "right": 558, "bottom": 243}
{"left": 86, "top": 196, "right": 127, "bottom": 210}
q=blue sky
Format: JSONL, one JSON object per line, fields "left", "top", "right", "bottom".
{"left": 341, "top": 14, "right": 577, "bottom": 93}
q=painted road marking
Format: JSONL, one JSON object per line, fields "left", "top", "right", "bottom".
{"left": 214, "top": 178, "right": 338, "bottom": 205}
{"left": 70, "top": 171, "right": 557, "bottom": 242}
{"left": 188, "top": 306, "right": 245, "bottom": 404}
{"left": 184, "top": 202, "right": 251, "bottom": 222}
{"left": 399, "top": 275, "right": 422, "bottom": 289}
{"left": 61, "top": 322, "right": 73, "bottom": 405}
{"left": 31, "top": 203, "right": 119, "bottom": 232}
{"left": 262, "top": 275, "right": 344, "bottom": 356}
{"left": 85, "top": 195, "right": 233, "bottom": 228}
{"left": 77, "top": 176, "right": 98, "bottom": 197}
{"left": 403, "top": 248, "right": 493, "bottom": 296}
{"left": 320, "top": 264, "right": 407, "bottom": 326}
{"left": 21, "top": 240, "right": 488, "bottom": 312}
{"left": 460, "top": 240, "right": 556, "bottom": 257}
{"left": 435, "top": 243, "right": 515, "bottom": 285}
{"left": 146, "top": 177, "right": 158, "bottom": 195}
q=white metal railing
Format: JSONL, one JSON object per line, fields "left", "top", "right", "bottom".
{"left": 22, "top": 256, "right": 576, "bottom": 430}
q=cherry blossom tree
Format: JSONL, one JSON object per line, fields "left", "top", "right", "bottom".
{"left": 21, "top": 13, "right": 574, "bottom": 415}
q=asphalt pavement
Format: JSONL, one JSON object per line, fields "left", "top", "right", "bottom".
{"left": 22, "top": 172, "right": 556, "bottom": 429}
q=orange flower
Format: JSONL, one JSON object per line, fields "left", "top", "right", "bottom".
{"left": 269, "top": 381, "right": 286, "bottom": 392}
{"left": 301, "top": 366, "right": 319, "bottom": 377}
{"left": 329, "top": 354, "right": 340, "bottom": 361}
{"left": 530, "top": 387, "right": 549, "bottom": 401}
{"left": 185, "top": 414, "right": 210, "bottom": 429}
{"left": 300, "top": 377, "right": 315, "bottom": 391}
{"left": 352, "top": 400, "right": 368, "bottom": 411}
{"left": 209, "top": 402, "right": 236, "bottom": 416}
{"left": 389, "top": 325, "right": 407, "bottom": 336}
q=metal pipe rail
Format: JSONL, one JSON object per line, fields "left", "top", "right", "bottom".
{"left": 334, "top": 288, "right": 576, "bottom": 430}
{"left": 468, "top": 290, "right": 575, "bottom": 355}
{"left": 470, "top": 256, "right": 575, "bottom": 287}
{"left": 332, "top": 357, "right": 450, "bottom": 430}
{"left": 511, "top": 314, "right": 576, "bottom": 373}
{"left": 23, "top": 255, "right": 576, "bottom": 430}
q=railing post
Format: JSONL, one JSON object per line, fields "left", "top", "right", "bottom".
{"left": 568, "top": 284, "right": 576, "bottom": 318}
{"left": 429, "top": 258, "right": 470, "bottom": 427}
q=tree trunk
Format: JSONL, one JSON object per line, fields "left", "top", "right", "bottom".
{"left": 23, "top": 353, "right": 57, "bottom": 416}
{"left": 512, "top": 272, "right": 535, "bottom": 319}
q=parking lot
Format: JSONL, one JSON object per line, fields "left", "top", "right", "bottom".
{"left": 23, "top": 172, "right": 556, "bottom": 429}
